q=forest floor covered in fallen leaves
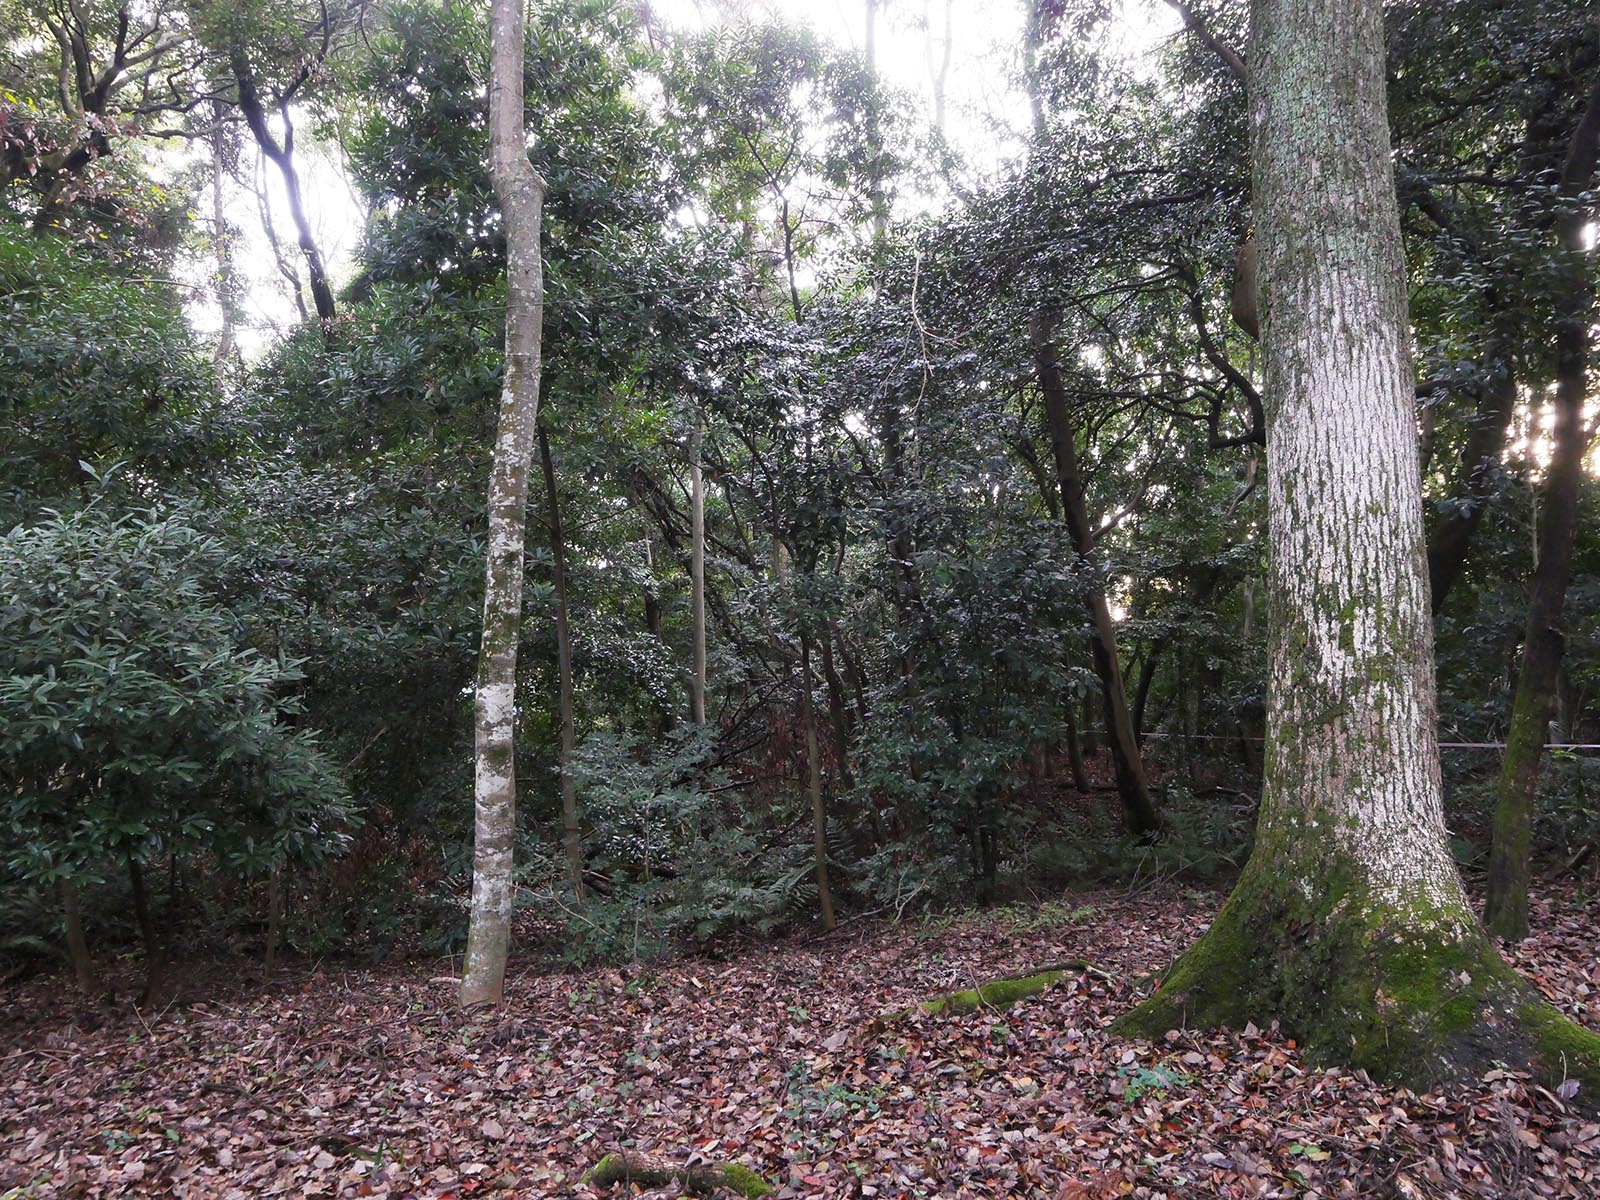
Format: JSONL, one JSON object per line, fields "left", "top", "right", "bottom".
{"left": 4, "top": 880, "right": 1600, "bottom": 1199}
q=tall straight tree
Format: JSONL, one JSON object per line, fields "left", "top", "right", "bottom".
{"left": 1484, "top": 76, "right": 1600, "bottom": 941}
{"left": 461, "top": 0, "right": 548, "bottom": 1009}
{"left": 1119, "top": 0, "right": 1600, "bottom": 1091}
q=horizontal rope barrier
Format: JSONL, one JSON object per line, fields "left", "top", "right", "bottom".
{"left": 1138, "top": 731, "right": 1600, "bottom": 751}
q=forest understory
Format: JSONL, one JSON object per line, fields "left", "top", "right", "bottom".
{"left": 4, "top": 877, "right": 1599, "bottom": 1200}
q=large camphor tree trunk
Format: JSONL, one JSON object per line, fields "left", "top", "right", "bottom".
{"left": 461, "top": 0, "right": 548, "bottom": 1010}
{"left": 1117, "top": 0, "right": 1600, "bottom": 1095}
{"left": 1484, "top": 76, "right": 1600, "bottom": 941}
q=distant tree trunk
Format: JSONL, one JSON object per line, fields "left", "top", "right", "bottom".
{"left": 1485, "top": 77, "right": 1600, "bottom": 940}
{"left": 1425, "top": 366, "right": 1517, "bottom": 611}
{"left": 210, "top": 106, "right": 239, "bottom": 366}
{"left": 801, "top": 632, "right": 836, "bottom": 931}
{"left": 689, "top": 418, "right": 708, "bottom": 725}
{"left": 819, "top": 632, "right": 856, "bottom": 791}
{"left": 229, "top": 46, "right": 336, "bottom": 329}
{"left": 127, "top": 857, "right": 166, "bottom": 1007}
{"left": 923, "top": 0, "right": 954, "bottom": 137}
{"left": 263, "top": 864, "right": 283, "bottom": 972}
{"left": 539, "top": 427, "right": 584, "bottom": 906}
{"left": 1033, "top": 313, "right": 1161, "bottom": 837}
{"left": 59, "top": 879, "right": 98, "bottom": 995}
{"left": 462, "top": 0, "right": 548, "bottom": 1010}
{"left": 1062, "top": 706, "right": 1091, "bottom": 794}
{"left": 642, "top": 538, "right": 663, "bottom": 636}
{"left": 1119, "top": 0, "right": 1600, "bottom": 1095}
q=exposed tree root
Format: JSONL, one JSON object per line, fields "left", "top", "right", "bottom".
{"left": 878, "top": 960, "right": 1098, "bottom": 1023}
{"left": 581, "top": 1149, "right": 774, "bottom": 1196}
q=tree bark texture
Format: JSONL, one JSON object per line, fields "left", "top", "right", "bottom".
{"left": 1117, "top": 0, "right": 1600, "bottom": 1096}
{"left": 1484, "top": 76, "right": 1600, "bottom": 940}
{"left": 539, "top": 427, "right": 584, "bottom": 906}
{"left": 461, "top": 0, "right": 548, "bottom": 1009}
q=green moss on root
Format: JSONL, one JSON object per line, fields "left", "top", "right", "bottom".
{"left": 581, "top": 1151, "right": 773, "bottom": 1197}
{"left": 882, "top": 962, "right": 1091, "bottom": 1022}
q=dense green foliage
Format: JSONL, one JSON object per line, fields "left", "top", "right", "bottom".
{"left": 0, "top": 0, "right": 1595, "bottom": 986}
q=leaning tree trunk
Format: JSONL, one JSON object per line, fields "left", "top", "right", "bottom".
{"left": 461, "top": 0, "right": 548, "bottom": 1010}
{"left": 539, "top": 427, "right": 584, "bottom": 906}
{"left": 1032, "top": 313, "right": 1162, "bottom": 836}
{"left": 229, "top": 46, "right": 336, "bottom": 330}
{"left": 1117, "top": 0, "right": 1600, "bottom": 1096}
{"left": 1484, "top": 76, "right": 1600, "bottom": 940}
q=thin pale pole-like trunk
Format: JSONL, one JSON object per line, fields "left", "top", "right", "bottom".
{"left": 539, "top": 426, "right": 584, "bottom": 905}
{"left": 210, "top": 105, "right": 239, "bottom": 366}
{"left": 1120, "top": 0, "right": 1600, "bottom": 1094}
{"left": 1485, "top": 77, "right": 1600, "bottom": 939}
{"left": 461, "top": 0, "right": 548, "bottom": 1009}
{"left": 801, "top": 632, "right": 836, "bottom": 931}
{"left": 689, "top": 419, "right": 707, "bottom": 725}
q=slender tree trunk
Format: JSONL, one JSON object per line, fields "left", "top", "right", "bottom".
{"left": 801, "top": 632, "right": 836, "bottom": 931}
{"left": 229, "top": 47, "right": 336, "bottom": 329}
{"left": 1119, "top": 0, "right": 1600, "bottom": 1096}
{"left": 819, "top": 631, "right": 856, "bottom": 791}
{"left": 1062, "top": 706, "right": 1091, "bottom": 794}
{"left": 127, "top": 857, "right": 166, "bottom": 1007}
{"left": 461, "top": 0, "right": 548, "bottom": 1009}
{"left": 1022, "top": 10, "right": 1158, "bottom": 836}
{"left": 1485, "top": 78, "right": 1600, "bottom": 939}
{"left": 59, "top": 879, "right": 98, "bottom": 995}
{"left": 1033, "top": 314, "right": 1161, "bottom": 836}
{"left": 263, "top": 864, "right": 283, "bottom": 972}
{"left": 539, "top": 426, "right": 584, "bottom": 906}
{"left": 689, "top": 418, "right": 707, "bottom": 725}
{"left": 210, "top": 106, "right": 239, "bottom": 366}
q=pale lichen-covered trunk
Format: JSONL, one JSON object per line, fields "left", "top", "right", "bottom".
{"left": 461, "top": 0, "right": 547, "bottom": 1009}
{"left": 689, "top": 418, "right": 707, "bottom": 726}
{"left": 1117, "top": 0, "right": 1600, "bottom": 1098}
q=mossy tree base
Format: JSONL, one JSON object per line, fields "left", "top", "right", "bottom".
{"left": 1112, "top": 861, "right": 1600, "bottom": 1107}
{"left": 581, "top": 1150, "right": 774, "bottom": 1196}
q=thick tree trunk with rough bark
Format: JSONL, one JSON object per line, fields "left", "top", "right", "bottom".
{"left": 1485, "top": 78, "right": 1600, "bottom": 940}
{"left": 539, "top": 427, "right": 583, "bottom": 906}
{"left": 1117, "top": 0, "right": 1600, "bottom": 1097}
{"left": 461, "top": 0, "right": 547, "bottom": 1009}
